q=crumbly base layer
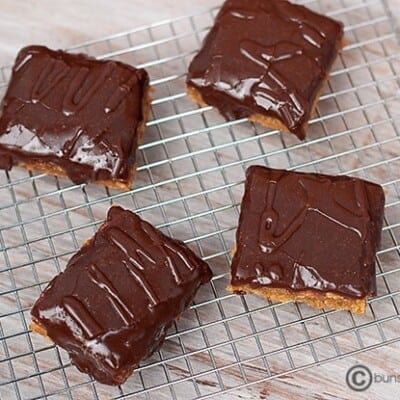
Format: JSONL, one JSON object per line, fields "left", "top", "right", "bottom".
{"left": 187, "top": 84, "right": 320, "bottom": 140}
{"left": 11, "top": 86, "right": 152, "bottom": 191}
{"left": 227, "top": 283, "right": 368, "bottom": 314}
{"left": 30, "top": 320, "right": 48, "bottom": 338}
{"left": 187, "top": 85, "right": 297, "bottom": 134}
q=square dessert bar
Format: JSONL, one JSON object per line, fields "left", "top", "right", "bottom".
{"left": 31, "top": 206, "right": 212, "bottom": 385}
{"left": 228, "top": 166, "right": 385, "bottom": 314}
{"left": 187, "top": 0, "right": 344, "bottom": 140}
{"left": 0, "top": 45, "right": 150, "bottom": 189}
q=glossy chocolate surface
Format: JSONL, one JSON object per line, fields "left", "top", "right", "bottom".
{"left": 0, "top": 45, "right": 149, "bottom": 184}
{"left": 231, "top": 166, "right": 385, "bottom": 298}
{"left": 187, "top": 0, "right": 343, "bottom": 139}
{"left": 31, "top": 206, "right": 212, "bottom": 385}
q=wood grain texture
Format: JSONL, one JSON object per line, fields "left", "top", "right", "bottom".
{"left": 0, "top": 1, "right": 399, "bottom": 400}
{"left": 0, "top": 0, "right": 220, "bottom": 64}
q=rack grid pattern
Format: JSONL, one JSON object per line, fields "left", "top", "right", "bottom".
{"left": 1, "top": 0, "right": 400, "bottom": 399}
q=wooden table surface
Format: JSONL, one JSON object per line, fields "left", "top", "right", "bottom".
{"left": 1, "top": 1, "right": 400, "bottom": 399}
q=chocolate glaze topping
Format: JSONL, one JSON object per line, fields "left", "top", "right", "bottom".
{"left": 0, "top": 46, "right": 149, "bottom": 184}
{"left": 31, "top": 206, "right": 212, "bottom": 385}
{"left": 231, "top": 166, "right": 385, "bottom": 298}
{"left": 187, "top": 0, "right": 344, "bottom": 139}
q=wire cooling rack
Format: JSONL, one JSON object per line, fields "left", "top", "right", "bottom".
{"left": 1, "top": 0, "right": 400, "bottom": 399}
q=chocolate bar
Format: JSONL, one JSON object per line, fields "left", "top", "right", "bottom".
{"left": 0, "top": 46, "right": 150, "bottom": 189}
{"left": 31, "top": 206, "right": 212, "bottom": 385}
{"left": 187, "top": 0, "right": 344, "bottom": 139}
{"left": 228, "top": 166, "right": 385, "bottom": 313}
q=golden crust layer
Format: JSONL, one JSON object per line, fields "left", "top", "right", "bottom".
{"left": 187, "top": 85, "right": 295, "bottom": 134}
{"left": 187, "top": 82, "right": 321, "bottom": 137}
{"left": 30, "top": 321, "right": 49, "bottom": 338}
{"left": 227, "top": 246, "right": 368, "bottom": 314}
{"left": 227, "top": 284, "right": 367, "bottom": 314}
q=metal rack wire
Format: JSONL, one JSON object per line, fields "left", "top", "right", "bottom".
{"left": 1, "top": 0, "right": 400, "bottom": 399}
